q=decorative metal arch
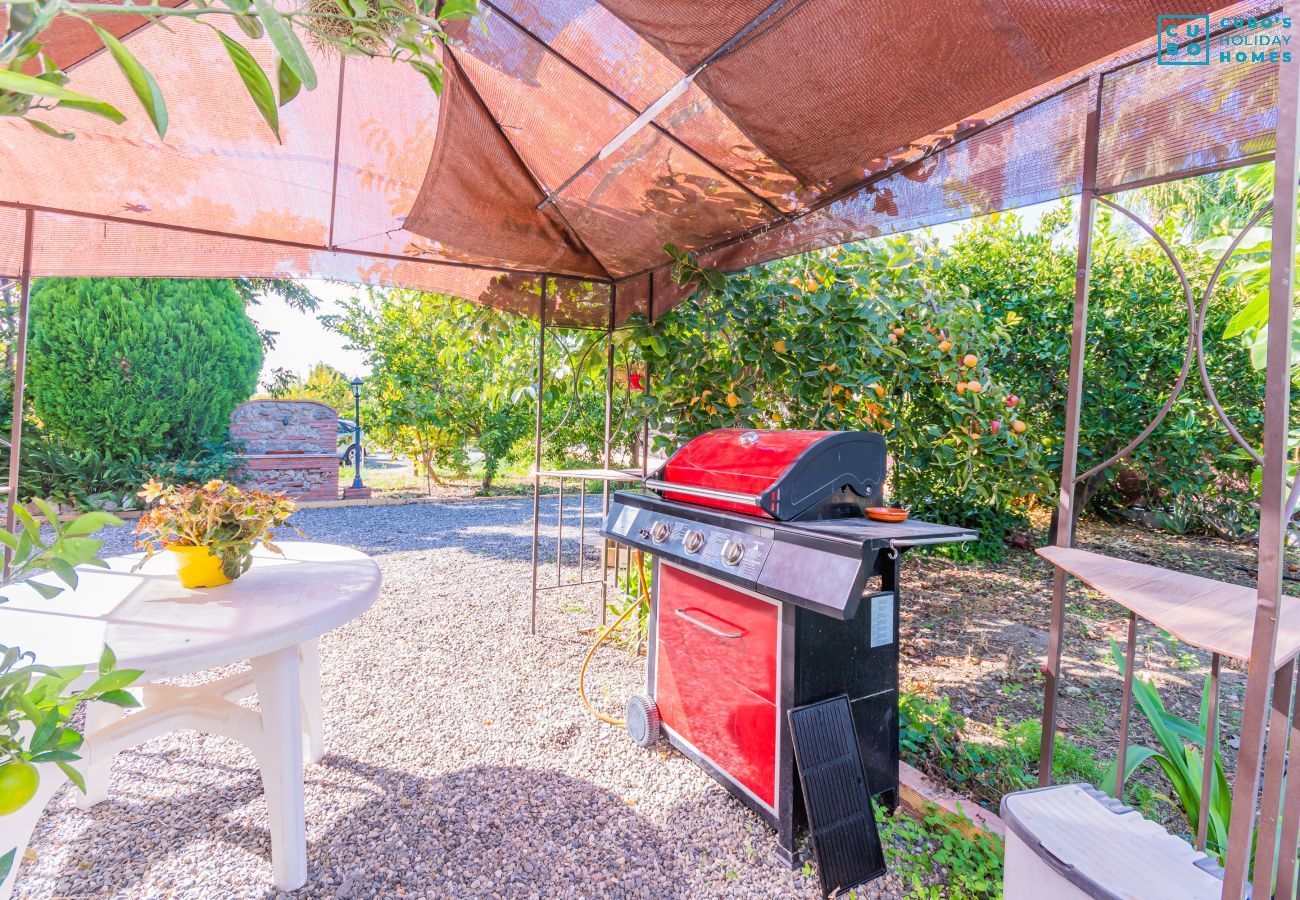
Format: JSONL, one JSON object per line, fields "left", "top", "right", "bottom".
{"left": 1071, "top": 195, "right": 1272, "bottom": 486}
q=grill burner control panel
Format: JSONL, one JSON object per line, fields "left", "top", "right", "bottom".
{"left": 609, "top": 500, "right": 773, "bottom": 582}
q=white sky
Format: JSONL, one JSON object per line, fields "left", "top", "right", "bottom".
{"left": 247, "top": 280, "right": 370, "bottom": 382}
{"left": 248, "top": 199, "right": 1066, "bottom": 383}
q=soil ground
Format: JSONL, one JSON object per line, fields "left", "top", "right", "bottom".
{"left": 900, "top": 514, "right": 1298, "bottom": 829}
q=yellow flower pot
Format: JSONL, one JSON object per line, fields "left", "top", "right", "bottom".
{"left": 168, "top": 545, "right": 231, "bottom": 588}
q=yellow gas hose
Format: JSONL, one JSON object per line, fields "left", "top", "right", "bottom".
{"left": 578, "top": 549, "right": 649, "bottom": 726}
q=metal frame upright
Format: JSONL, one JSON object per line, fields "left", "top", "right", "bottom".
{"left": 527, "top": 285, "right": 637, "bottom": 635}
{"left": 1035, "top": 10, "right": 1300, "bottom": 894}
{"left": 2, "top": 208, "right": 33, "bottom": 575}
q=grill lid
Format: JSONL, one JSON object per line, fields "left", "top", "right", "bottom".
{"left": 648, "top": 429, "right": 886, "bottom": 521}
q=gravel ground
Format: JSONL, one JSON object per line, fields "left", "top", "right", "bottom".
{"left": 17, "top": 498, "right": 908, "bottom": 899}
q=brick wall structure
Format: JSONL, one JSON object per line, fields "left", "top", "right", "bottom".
{"left": 230, "top": 400, "right": 339, "bottom": 502}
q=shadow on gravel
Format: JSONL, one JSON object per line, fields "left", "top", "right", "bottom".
{"left": 306, "top": 758, "right": 689, "bottom": 898}
{"left": 52, "top": 753, "right": 689, "bottom": 897}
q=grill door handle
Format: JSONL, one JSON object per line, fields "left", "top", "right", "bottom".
{"left": 673, "top": 607, "right": 744, "bottom": 639}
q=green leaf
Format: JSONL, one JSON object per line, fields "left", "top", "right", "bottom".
{"left": 24, "top": 117, "right": 73, "bottom": 140}
{"left": 276, "top": 56, "right": 301, "bottom": 108}
{"left": 27, "top": 579, "right": 64, "bottom": 600}
{"left": 28, "top": 749, "right": 81, "bottom": 763}
{"left": 0, "top": 848, "right": 13, "bottom": 884}
{"left": 216, "top": 32, "right": 280, "bottom": 141}
{"left": 92, "top": 24, "right": 168, "bottom": 138}
{"left": 251, "top": 0, "right": 317, "bottom": 90}
{"left": 31, "top": 496, "right": 61, "bottom": 532}
{"left": 97, "top": 688, "right": 141, "bottom": 708}
{"left": 408, "top": 59, "right": 443, "bottom": 95}
{"left": 46, "top": 557, "right": 78, "bottom": 590}
{"left": 99, "top": 644, "right": 116, "bottom": 676}
{"left": 85, "top": 669, "right": 140, "bottom": 695}
{"left": 63, "top": 510, "right": 123, "bottom": 537}
{"left": 1099, "top": 745, "right": 1162, "bottom": 797}
{"left": 0, "top": 70, "right": 123, "bottom": 123}
{"left": 439, "top": 0, "right": 478, "bottom": 21}
{"left": 57, "top": 760, "right": 87, "bottom": 793}
{"left": 1223, "top": 290, "right": 1268, "bottom": 338}
{"left": 12, "top": 506, "right": 39, "bottom": 542}
{"left": 235, "top": 13, "right": 264, "bottom": 40}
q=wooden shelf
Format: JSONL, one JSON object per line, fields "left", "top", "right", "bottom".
{"left": 1038, "top": 546, "right": 1300, "bottom": 670}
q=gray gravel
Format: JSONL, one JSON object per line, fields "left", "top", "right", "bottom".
{"left": 18, "top": 498, "right": 907, "bottom": 898}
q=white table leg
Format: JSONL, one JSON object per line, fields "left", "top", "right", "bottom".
{"left": 299, "top": 639, "right": 324, "bottom": 764}
{"left": 250, "top": 646, "right": 307, "bottom": 891}
{"left": 77, "top": 702, "right": 126, "bottom": 809}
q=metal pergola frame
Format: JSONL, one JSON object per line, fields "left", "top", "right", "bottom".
{"left": 526, "top": 276, "right": 654, "bottom": 636}
{"left": 1030, "top": 5, "right": 1300, "bottom": 894}
{"left": 0, "top": 9, "right": 1295, "bottom": 896}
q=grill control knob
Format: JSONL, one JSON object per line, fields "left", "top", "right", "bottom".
{"left": 683, "top": 530, "right": 706, "bottom": 554}
{"left": 721, "top": 540, "right": 745, "bottom": 567}
{"left": 650, "top": 521, "right": 671, "bottom": 544}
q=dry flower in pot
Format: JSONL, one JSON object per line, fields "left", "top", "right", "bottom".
{"left": 134, "top": 479, "right": 297, "bottom": 588}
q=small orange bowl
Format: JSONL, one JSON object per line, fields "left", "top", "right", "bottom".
{"left": 866, "top": 507, "right": 909, "bottom": 523}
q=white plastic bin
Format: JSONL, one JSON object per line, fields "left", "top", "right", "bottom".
{"left": 1000, "top": 783, "right": 1226, "bottom": 899}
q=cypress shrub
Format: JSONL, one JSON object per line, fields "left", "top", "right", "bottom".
{"left": 27, "top": 278, "right": 262, "bottom": 458}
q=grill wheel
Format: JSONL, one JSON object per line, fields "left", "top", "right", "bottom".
{"left": 625, "top": 694, "right": 661, "bottom": 749}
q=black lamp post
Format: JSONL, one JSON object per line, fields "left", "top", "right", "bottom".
{"left": 350, "top": 376, "right": 364, "bottom": 490}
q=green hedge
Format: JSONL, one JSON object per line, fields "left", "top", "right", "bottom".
{"left": 28, "top": 278, "right": 262, "bottom": 459}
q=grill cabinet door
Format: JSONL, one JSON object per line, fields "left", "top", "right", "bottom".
{"left": 655, "top": 564, "right": 779, "bottom": 808}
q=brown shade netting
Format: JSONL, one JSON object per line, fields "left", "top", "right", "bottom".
{"left": 0, "top": 0, "right": 1282, "bottom": 327}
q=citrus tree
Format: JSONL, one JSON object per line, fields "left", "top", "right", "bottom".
{"left": 939, "top": 203, "right": 1264, "bottom": 535}
{"left": 325, "top": 290, "right": 535, "bottom": 492}
{"left": 635, "top": 235, "right": 1049, "bottom": 554}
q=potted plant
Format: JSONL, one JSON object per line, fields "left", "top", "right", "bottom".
{"left": 135, "top": 479, "right": 296, "bottom": 588}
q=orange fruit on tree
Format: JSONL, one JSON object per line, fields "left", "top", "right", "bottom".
{"left": 893, "top": 327, "right": 905, "bottom": 337}
{"left": 956, "top": 381, "right": 966, "bottom": 395}
{"left": 726, "top": 391, "right": 740, "bottom": 409}
{"left": 966, "top": 381, "right": 983, "bottom": 393}
{"left": 0, "top": 760, "right": 39, "bottom": 815}
{"left": 962, "top": 353, "right": 978, "bottom": 368}
{"left": 773, "top": 339, "right": 787, "bottom": 353}
{"left": 938, "top": 340, "right": 952, "bottom": 353}
{"left": 1012, "top": 420, "right": 1027, "bottom": 434}
{"left": 873, "top": 383, "right": 886, "bottom": 398}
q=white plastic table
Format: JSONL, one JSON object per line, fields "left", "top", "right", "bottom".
{"left": 0, "top": 541, "right": 381, "bottom": 893}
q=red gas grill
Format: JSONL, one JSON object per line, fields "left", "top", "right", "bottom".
{"left": 601, "top": 429, "right": 974, "bottom": 863}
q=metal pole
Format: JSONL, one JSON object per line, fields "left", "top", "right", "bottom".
{"left": 1196, "top": 652, "right": 1220, "bottom": 852}
{"left": 1039, "top": 74, "right": 1101, "bottom": 787}
{"left": 4, "top": 209, "right": 33, "bottom": 572}
{"left": 351, "top": 383, "right": 364, "bottom": 490}
{"left": 1272, "top": 662, "right": 1300, "bottom": 899}
{"left": 643, "top": 281, "right": 654, "bottom": 479}
{"left": 1250, "top": 658, "right": 1295, "bottom": 898}
{"left": 1114, "top": 611, "right": 1137, "bottom": 801}
{"left": 1224, "top": 9, "right": 1300, "bottom": 891}
{"left": 555, "top": 476, "right": 564, "bottom": 586}
{"left": 529, "top": 277, "right": 548, "bottom": 635}
{"left": 600, "top": 285, "right": 615, "bottom": 626}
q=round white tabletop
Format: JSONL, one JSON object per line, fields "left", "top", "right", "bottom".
{"left": 0, "top": 541, "right": 381, "bottom": 680}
